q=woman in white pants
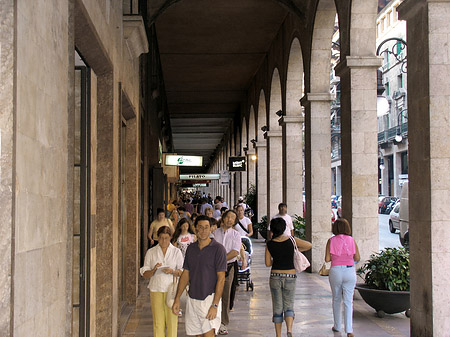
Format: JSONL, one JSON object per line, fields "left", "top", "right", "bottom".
{"left": 325, "top": 218, "right": 360, "bottom": 337}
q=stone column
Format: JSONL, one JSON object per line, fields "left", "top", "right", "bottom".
{"left": 255, "top": 140, "right": 267, "bottom": 222}
{"left": 247, "top": 149, "right": 256, "bottom": 188}
{"left": 125, "top": 117, "right": 139, "bottom": 304}
{"left": 279, "top": 115, "right": 304, "bottom": 217}
{"left": 0, "top": 1, "right": 14, "bottom": 334}
{"left": 399, "top": 1, "right": 450, "bottom": 335}
{"left": 301, "top": 93, "right": 332, "bottom": 272}
{"left": 241, "top": 166, "right": 248, "bottom": 195}
{"left": 95, "top": 72, "right": 116, "bottom": 336}
{"left": 335, "top": 56, "right": 381, "bottom": 266}
{"left": 266, "top": 130, "right": 283, "bottom": 218}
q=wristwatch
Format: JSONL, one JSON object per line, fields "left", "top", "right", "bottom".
{"left": 211, "top": 303, "right": 219, "bottom": 309}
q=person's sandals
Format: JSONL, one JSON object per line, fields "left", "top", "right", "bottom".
{"left": 347, "top": 334, "right": 354, "bottom": 337}
{"left": 218, "top": 324, "right": 228, "bottom": 335}
{"left": 287, "top": 332, "right": 293, "bottom": 337}
{"left": 332, "top": 327, "right": 339, "bottom": 332}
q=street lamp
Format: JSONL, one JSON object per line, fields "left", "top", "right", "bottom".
{"left": 379, "top": 158, "right": 385, "bottom": 170}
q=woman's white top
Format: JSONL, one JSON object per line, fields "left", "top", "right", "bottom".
{"left": 177, "top": 233, "right": 196, "bottom": 258}
{"left": 235, "top": 216, "right": 252, "bottom": 236}
{"left": 140, "top": 243, "right": 184, "bottom": 292}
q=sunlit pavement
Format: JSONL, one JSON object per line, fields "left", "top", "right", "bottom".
{"left": 378, "top": 214, "right": 402, "bottom": 251}
{"left": 123, "top": 239, "right": 409, "bottom": 337}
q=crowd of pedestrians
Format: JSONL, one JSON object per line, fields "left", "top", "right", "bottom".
{"left": 141, "top": 192, "right": 360, "bottom": 337}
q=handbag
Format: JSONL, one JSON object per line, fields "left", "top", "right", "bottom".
{"left": 166, "top": 276, "right": 188, "bottom": 309}
{"left": 289, "top": 236, "right": 310, "bottom": 273}
{"left": 237, "top": 221, "right": 249, "bottom": 234}
{"left": 319, "top": 262, "right": 330, "bottom": 276}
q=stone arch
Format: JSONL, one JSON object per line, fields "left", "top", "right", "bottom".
{"left": 310, "top": 0, "right": 336, "bottom": 93}
{"left": 267, "top": 68, "right": 283, "bottom": 217}
{"left": 256, "top": 90, "right": 268, "bottom": 220}
{"left": 241, "top": 117, "right": 248, "bottom": 193}
{"left": 303, "top": 0, "right": 337, "bottom": 271}
{"left": 282, "top": 37, "right": 304, "bottom": 217}
{"left": 241, "top": 117, "right": 247, "bottom": 155}
{"left": 286, "top": 37, "right": 303, "bottom": 116}
{"left": 269, "top": 68, "right": 282, "bottom": 130}
{"left": 248, "top": 105, "right": 257, "bottom": 187}
{"left": 257, "top": 90, "right": 267, "bottom": 142}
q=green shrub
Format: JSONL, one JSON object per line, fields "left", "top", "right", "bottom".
{"left": 357, "top": 246, "right": 410, "bottom": 291}
{"left": 292, "top": 214, "right": 306, "bottom": 240}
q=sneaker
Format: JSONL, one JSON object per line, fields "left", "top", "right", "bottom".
{"left": 218, "top": 324, "right": 228, "bottom": 335}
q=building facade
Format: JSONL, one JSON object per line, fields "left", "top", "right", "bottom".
{"left": 377, "top": 0, "right": 409, "bottom": 198}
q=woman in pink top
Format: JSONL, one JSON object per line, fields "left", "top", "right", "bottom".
{"left": 325, "top": 218, "right": 360, "bottom": 337}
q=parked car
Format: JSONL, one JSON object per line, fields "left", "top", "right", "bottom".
{"left": 399, "top": 182, "right": 409, "bottom": 246}
{"left": 385, "top": 198, "right": 398, "bottom": 214}
{"left": 379, "top": 196, "right": 398, "bottom": 214}
{"left": 378, "top": 195, "right": 385, "bottom": 208}
{"left": 388, "top": 201, "right": 400, "bottom": 233}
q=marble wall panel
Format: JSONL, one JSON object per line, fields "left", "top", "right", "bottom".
{"left": 13, "top": 1, "right": 70, "bottom": 336}
{"left": 0, "top": 2, "right": 15, "bottom": 332}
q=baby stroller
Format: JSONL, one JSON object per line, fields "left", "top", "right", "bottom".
{"left": 237, "top": 236, "right": 254, "bottom": 291}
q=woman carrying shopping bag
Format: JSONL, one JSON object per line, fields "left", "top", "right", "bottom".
{"left": 325, "top": 218, "right": 360, "bottom": 337}
{"left": 265, "top": 217, "right": 312, "bottom": 337}
{"left": 141, "top": 226, "right": 184, "bottom": 337}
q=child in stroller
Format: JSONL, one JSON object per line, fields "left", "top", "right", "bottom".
{"left": 237, "top": 236, "right": 254, "bottom": 291}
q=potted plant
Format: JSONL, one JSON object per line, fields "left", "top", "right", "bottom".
{"left": 243, "top": 184, "right": 258, "bottom": 238}
{"left": 292, "top": 214, "right": 306, "bottom": 240}
{"left": 356, "top": 246, "right": 410, "bottom": 318}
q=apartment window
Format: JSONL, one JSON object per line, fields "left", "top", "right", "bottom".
{"left": 386, "top": 81, "right": 390, "bottom": 96}
{"left": 384, "top": 50, "right": 389, "bottom": 70}
{"left": 398, "top": 74, "right": 403, "bottom": 88}
{"left": 401, "top": 151, "right": 408, "bottom": 174}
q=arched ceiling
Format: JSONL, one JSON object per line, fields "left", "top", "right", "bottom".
{"left": 153, "top": 0, "right": 294, "bottom": 172}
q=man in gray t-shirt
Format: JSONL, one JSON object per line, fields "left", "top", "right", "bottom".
{"left": 173, "top": 215, "right": 227, "bottom": 337}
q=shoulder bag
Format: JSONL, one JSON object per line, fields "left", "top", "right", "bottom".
{"left": 319, "top": 262, "right": 330, "bottom": 276}
{"left": 166, "top": 275, "right": 188, "bottom": 309}
{"left": 289, "top": 236, "right": 310, "bottom": 273}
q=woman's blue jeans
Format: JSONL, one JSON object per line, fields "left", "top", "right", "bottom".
{"left": 329, "top": 265, "right": 356, "bottom": 333}
{"left": 269, "top": 273, "right": 297, "bottom": 323}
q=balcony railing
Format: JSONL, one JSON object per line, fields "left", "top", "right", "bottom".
{"left": 378, "top": 122, "right": 408, "bottom": 143}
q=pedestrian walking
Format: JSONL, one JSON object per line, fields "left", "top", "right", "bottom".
{"left": 325, "top": 218, "right": 360, "bottom": 337}
{"left": 172, "top": 218, "right": 196, "bottom": 258}
{"left": 148, "top": 208, "right": 174, "bottom": 248}
{"left": 265, "top": 217, "right": 312, "bottom": 337}
{"left": 140, "top": 226, "right": 184, "bottom": 337}
{"left": 172, "top": 215, "right": 227, "bottom": 337}
{"left": 268, "top": 203, "right": 294, "bottom": 239}
{"left": 234, "top": 205, "right": 253, "bottom": 237}
{"left": 213, "top": 210, "right": 242, "bottom": 335}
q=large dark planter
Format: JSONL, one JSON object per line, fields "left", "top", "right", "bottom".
{"left": 258, "top": 229, "right": 267, "bottom": 240}
{"left": 355, "top": 283, "right": 410, "bottom": 318}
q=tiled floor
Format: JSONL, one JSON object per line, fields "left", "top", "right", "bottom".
{"left": 122, "top": 239, "right": 409, "bottom": 337}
